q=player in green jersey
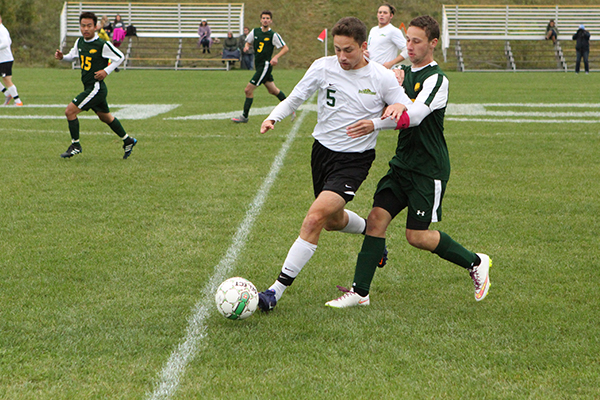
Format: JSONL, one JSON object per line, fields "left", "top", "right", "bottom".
{"left": 54, "top": 12, "right": 137, "bottom": 159}
{"left": 232, "top": 10, "right": 290, "bottom": 123}
{"left": 326, "top": 15, "right": 491, "bottom": 308}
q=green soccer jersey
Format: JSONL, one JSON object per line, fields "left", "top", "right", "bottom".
{"left": 249, "top": 27, "right": 285, "bottom": 66}
{"left": 68, "top": 36, "right": 124, "bottom": 87}
{"left": 391, "top": 63, "right": 450, "bottom": 181}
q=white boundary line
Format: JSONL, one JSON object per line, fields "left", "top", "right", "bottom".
{"left": 147, "top": 109, "right": 310, "bottom": 400}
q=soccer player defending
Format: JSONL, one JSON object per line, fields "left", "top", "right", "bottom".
{"left": 326, "top": 16, "right": 491, "bottom": 308}
{"left": 55, "top": 12, "right": 137, "bottom": 159}
{"left": 0, "top": 14, "right": 24, "bottom": 106}
{"left": 256, "top": 17, "right": 412, "bottom": 312}
{"left": 232, "top": 10, "right": 289, "bottom": 123}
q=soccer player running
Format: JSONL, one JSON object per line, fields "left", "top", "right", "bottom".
{"left": 256, "top": 17, "right": 412, "bottom": 312}
{"left": 366, "top": 3, "right": 408, "bottom": 69}
{"left": 54, "top": 12, "right": 137, "bottom": 159}
{"left": 326, "top": 15, "right": 491, "bottom": 308}
{"left": 0, "top": 14, "right": 24, "bottom": 106}
{"left": 232, "top": 10, "right": 290, "bottom": 123}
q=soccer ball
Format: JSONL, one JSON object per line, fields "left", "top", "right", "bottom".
{"left": 215, "top": 277, "right": 259, "bottom": 320}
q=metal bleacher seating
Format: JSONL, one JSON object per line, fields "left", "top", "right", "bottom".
{"left": 60, "top": 2, "right": 245, "bottom": 70}
{"left": 442, "top": 5, "right": 600, "bottom": 71}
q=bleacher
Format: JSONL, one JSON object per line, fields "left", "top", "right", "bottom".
{"left": 60, "top": 2, "right": 245, "bottom": 70}
{"left": 442, "top": 5, "right": 600, "bottom": 71}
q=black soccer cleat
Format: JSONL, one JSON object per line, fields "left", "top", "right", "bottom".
{"left": 123, "top": 138, "right": 137, "bottom": 159}
{"left": 377, "top": 245, "right": 388, "bottom": 268}
{"left": 60, "top": 143, "right": 82, "bottom": 158}
{"left": 257, "top": 289, "right": 277, "bottom": 312}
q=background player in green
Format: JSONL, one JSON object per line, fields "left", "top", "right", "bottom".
{"left": 326, "top": 15, "right": 492, "bottom": 308}
{"left": 54, "top": 12, "right": 137, "bottom": 159}
{"left": 232, "top": 10, "right": 290, "bottom": 123}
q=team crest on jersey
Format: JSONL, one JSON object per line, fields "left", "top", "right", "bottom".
{"left": 414, "top": 82, "right": 421, "bottom": 92}
{"left": 264, "top": 38, "right": 270, "bottom": 41}
{"left": 89, "top": 49, "right": 97, "bottom": 54}
{"left": 358, "top": 88, "right": 377, "bottom": 95}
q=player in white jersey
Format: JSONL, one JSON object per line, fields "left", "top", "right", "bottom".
{"left": 256, "top": 17, "right": 412, "bottom": 312}
{"left": 366, "top": 3, "right": 408, "bottom": 69}
{"left": 0, "top": 14, "right": 23, "bottom": 106}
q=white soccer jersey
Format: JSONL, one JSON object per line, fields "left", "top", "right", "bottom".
{"left": 367, "top": 24, "right": 406, "bottom": 65}
{"left": 266, "top": 56, "right": 411, "bottom": 152}
{"left": 0, "top": 23, "right": 14, "bottom": 63}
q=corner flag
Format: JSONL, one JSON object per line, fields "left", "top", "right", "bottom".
{"left": 317, "top": 29, "right": 327, "bottom": 56}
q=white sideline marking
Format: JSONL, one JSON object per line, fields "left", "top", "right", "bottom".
{"left": 164, "top": 104, "right": 318, "bottom": 120}
{"left": 147, "top": 110, "right": 310, "bottom": 400}
{"left": 0, "top": 104, "right": 179, "bottom": 120}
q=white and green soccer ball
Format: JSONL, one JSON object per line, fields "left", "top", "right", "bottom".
{"left": 215, "top": 277, "right": 259, "bottom": 320}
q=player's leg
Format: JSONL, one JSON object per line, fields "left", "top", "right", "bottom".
{"left": 404, "top": 174, "right": 490, "bottom": 301}
{"left": 232, "top": 82, "right": 257, "bottom": 123}
{"left": 1, "top": 63, "right": 22, "bottom": 106}
{"left": 60, "top": 102, "right": 84, "bottom": 158}
{"left": 96, "top": 111, "right": 137, "bottom": 159}
{"left": 264, "top": 80, "right": 287, "bottom": 102}
{"left": 326, "top": 187, "right": 401, "bottom": 308}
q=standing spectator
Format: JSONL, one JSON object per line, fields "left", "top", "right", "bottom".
{"left": 239, "top": 26, "right": 254, "bottom": 70}
{"left": 198, "top": 19, "right": 211, "bottom": 54}
{"left": 222, "top": 31, "right": 240, "bottom": 64}
{"left": 231, "top": 10, "right": 289, "bottom": 123}
{"left": 367, "top": 3, "right": 407, "bottom": 68}
{"left": 0, "top": 14, "right": 23, "bottom": 106}
{"left": 573, "top": 24, "right": 590, "bottom": 74}
{"left": 545, "top": 19, "right": 558, "bottom": 45}
{"left": 112, "top": 14, "right": 126, "bottom": 47}
{"left": 54, "top": 12, "right": 137, "bottom": 159}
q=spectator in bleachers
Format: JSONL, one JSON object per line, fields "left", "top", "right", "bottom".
{"left": 573, "top": 24, "right": 590, "bottom": 74}
{"left": 101, "top": 15, "right": 113, "bottom": 37}
{"left": 96, "top": 17, "right": 110, "bottom": 42}
{"left": 198, "top": 19, "right": 212, "bottom": 54}
{"left": 222, "top": 31, "right": 240, "bottom": 65}
{"left": 112, "top": 14, "right": 125, "bottom": 48}
{"left": 545, "top": 19, "right": 558, "bottom": 45}
{"left": 239, "top": 27, "right": 254, "bottom": 70}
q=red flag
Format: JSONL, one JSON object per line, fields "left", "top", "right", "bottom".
{"left": 317, "top": 29, "right": 326, "bottom": 42}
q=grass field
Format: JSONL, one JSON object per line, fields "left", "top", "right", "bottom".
{"left": 1, "top": 67, "right": 599, "bottom": 399}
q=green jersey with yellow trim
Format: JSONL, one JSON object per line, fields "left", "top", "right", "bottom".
{"left": 391, "top": 63, "right": 450, "bottom": 180}
{"left": 70, "top": 36, "right": 123, "bottom": 87}
{"left": 248, "top": 27, "right": 285, "bottom": 66}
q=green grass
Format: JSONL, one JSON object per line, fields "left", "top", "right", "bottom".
{"left": 1, "top": 68, "right": 600, "bottom": 399}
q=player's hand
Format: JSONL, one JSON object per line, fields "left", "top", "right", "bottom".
{"left": 94, "top": 70, "right": 108, "bottom": 81}
{"left": 393, "top": 68, "right": 405, "bottom": 85}
{"left": 261, "top": 119, "right": 275, "bottom": 134}
{"left": 346, "top": 120, "right": 375, "bottom": 138}
{"left": 270, "top": 58, "right": 279, "bottom": 66}
{"left": 55, "top": 50, "right": 64, "bottom": 60}
{"left": 382, "top": 103, "right": 407, "bottom": 121}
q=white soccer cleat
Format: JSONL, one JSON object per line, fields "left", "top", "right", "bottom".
{"left": 325, "top": 289, "right": 370, "bottom": 308}
{"left": 470, "top": 253, "right": 491, "bottom": 301}
{"left": 2, "top": 95, "right": 12, "bottom": 106}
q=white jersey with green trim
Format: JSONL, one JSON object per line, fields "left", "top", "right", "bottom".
{"left": 0, "top": 23, "right": 14, "bottom": 63}
{"left": 266, "top": 55, "right": 411, "bottom": 153}
{"left": 368, "top": 23, "right": 406, "bottom": 65}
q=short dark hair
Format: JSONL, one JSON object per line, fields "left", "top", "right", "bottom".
{"left": 409, "top": 15, "right": 440, "bottom": 41}
{"left": 80, "top": 11, "right": 97, "bottom": 26}
{"left": 380, "top": 3, "right": 396, "bottom": 15}
{"left": 332, "top": 17, "right": 367, "bottom": 46}
{"left": 261, "top": 10, "right": 272, "bottom": 19}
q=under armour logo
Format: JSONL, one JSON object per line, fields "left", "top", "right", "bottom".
{"left": 416, "top": 210, "right": 425, "bottom": 216}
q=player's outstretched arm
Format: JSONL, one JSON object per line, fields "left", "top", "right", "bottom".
{"left": 261, "top": 119, "right": 275, "bottom": 134}
{"left": 382, "top": 103, "right": 407, "bottom": 121}
{"left": 346, "top": 120, "right": 375, "bottom": 138}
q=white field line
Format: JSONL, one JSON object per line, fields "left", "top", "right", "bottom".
{"left": 447, "top": 117, "right": 600, "bottom": 124}
{"left": 0, "top": 104, "right": 179, "bottom": 120}
{"left": 147, "top": 109, "right": 310, "bottom": 400}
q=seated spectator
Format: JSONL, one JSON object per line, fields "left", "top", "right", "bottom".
{"left": 222, "top": 31, "right": 240, "bottom": 64}
{"left": 545, "top": 19, "right": 558, "bottom": 45}
{"left": 198, "top": 19, "right": 212, "bottom": 53}
{"left": 96, "top": 16, "right": 111, "bottom": 41}
{"left": 112, "top": 14, "right": 126, "bottom": 47}
{"left": 102, "top": 15, "right": 113, "bottom": 37}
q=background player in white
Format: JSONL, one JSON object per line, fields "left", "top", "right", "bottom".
{"left": 0, "top": 14, "right": 23, "bottom": 106}
{"left": 256, "top": 17, "right": 412, "bottom": 312}
{"left": 366, "top": 3, "right": 408, "bottom": 69}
